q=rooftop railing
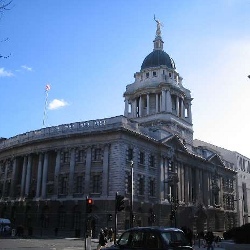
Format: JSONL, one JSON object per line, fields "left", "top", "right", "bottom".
{"left": 0, "top": 116, "right": 142, "bottom": 150}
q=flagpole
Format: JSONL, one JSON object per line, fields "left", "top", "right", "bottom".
{"left": 43, "top": 84, "right": 50, "bottom": 127}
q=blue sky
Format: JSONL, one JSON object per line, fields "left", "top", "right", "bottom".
{"left": 1, "top": 0, "right": 250, "bottom": 158}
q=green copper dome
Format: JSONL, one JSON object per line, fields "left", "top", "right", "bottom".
{"left": 141, "top": 50, "right": 176, "bottom": 70}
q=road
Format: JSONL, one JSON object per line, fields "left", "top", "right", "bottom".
{"left": 0, "top": 237, "right": 87, "bottom": 250}
{"left": 0, "top": 237, "right": 226, "bottom": 250}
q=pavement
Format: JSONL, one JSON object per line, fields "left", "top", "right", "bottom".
{"left": 193, "top": 245, "right": 225, "bottom": 250}
{"left": 193, "top": 240, "right": 226, "bottom": 250}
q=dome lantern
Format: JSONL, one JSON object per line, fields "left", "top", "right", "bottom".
{"left": 141, "top": 16, "right": 175, "bottom": 70}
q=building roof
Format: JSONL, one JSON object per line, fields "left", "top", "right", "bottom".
{"left": 141, "top": 50, "right": 175, "bottom": 70}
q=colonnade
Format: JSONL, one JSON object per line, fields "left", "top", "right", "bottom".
{"left": 1, "top": 144, "right": 111, "bottom": 200}
{"left": 159, "top": 155, "right": 223, "bottom": 207}
{"left": 124, "top": 89, "right": 192, "bottom": 122}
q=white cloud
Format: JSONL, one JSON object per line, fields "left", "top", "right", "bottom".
{"left": 21, "top": 65, "right": 32, "bottom": 71}
{"left": 48, "top": 99, "right": 69, "bottom": 110}
{"left": 0, "top": 68, "right": 13, "bottom": 77}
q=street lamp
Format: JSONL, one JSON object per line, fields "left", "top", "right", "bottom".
{"left": 130, "top": 160, "right": 134, "bottom": 228}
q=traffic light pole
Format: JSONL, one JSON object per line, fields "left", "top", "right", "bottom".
{"left": 114, "top": 192, "right": 125, "bottom": 243}
{"left": 85, "top": 196, "right": 88, "bottom": 250}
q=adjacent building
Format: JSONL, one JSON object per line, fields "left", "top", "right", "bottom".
{"left": 194, "top": 139, "right": 250, "bottom": 227}
{"left": 0, "top": 21, "right": 237, "bottom": 237}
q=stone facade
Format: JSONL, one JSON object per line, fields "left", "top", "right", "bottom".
{"left": 194, "top": 139, "right": 250, "bottom": 227}
{"left": 0, "top": 21, "right": 237, "bottom": 238}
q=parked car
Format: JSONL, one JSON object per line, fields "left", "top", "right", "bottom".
{"left": 0, "top": 218, "right": 11, "bottom": 236}
{"left": 103, "top": 227, "right": 193, "bottom": 249}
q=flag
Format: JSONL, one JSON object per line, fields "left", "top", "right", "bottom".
{"left": 45, "top": 84, "right": 51, "bottom": 91}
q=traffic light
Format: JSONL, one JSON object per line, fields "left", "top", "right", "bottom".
{"left": 152, "top": 213, "right": 156, "bottom": 223}
{"left": 108, "top": 214, "right": 113, "bottom": 221}
{"left": 149, "top": 213, "right": 156, "bottom": 223}
{"left": 116, "top": 193, "right": 125, "bottom": 212}
{"left": 170, "top": 210, "right": 175, "bottom": 220}
{"left": 86, "top": 197, "right": 93, "bottom": 213}
{"left": 132, "top": 214, "right": 136, "bottom": 222}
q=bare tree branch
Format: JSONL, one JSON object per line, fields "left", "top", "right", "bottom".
{"left": 0, "top": 0, "right": 12, "bottom": 11}
{"left": 0, "top": 1, "right": 13, "bottom": 59}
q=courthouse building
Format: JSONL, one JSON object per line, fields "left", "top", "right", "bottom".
{"left": 0, "top": 21, "right": 237, "bottom": 237}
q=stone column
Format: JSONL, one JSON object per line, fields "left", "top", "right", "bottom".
{"left": 180, "top": 98, "right": 184, "bottom": 118}
{"left": 208, "top": 173, "right": 212, "bottom": 206}
{"left": 10, "top": 158, "right": 17, "bottom": 198}
{"left": 53, "top": 150, "right": 61, "bottom": 196}
{"left": 139, "top": 96, "right": 142, "bottom": 117}
{"left": 102, "top": 144, "right": 110, "bottom": 197}
{"left": 184, "top": 165, "right": 189, "bottom": 203}
{"left": 203, "top": 171, "right": 208, "bottom": 206}
{"left": 219, "top": 176, "right": 223, "bottom": 205}
{"left": 41, "top": 152, "right": 49, "bottom": 198}
{"left": 188, "top": 103, "right": 192, "bottom": 122}
{"left": 160, "top": 156, "right": 165, "bottom": 200}
{"left": 161, "top": 89, "right": 166, "bottom": 111}
{"left": 155, "top": 93, "right": 159, "bottom": 113}
{"left": 2, "top": 162, "right": 8, "bottom": 198}
{"left": 160, "top": 93, "right": 162, "bottom": 111}
{"left": 166, "top": 90, "right": 172, "bottom": 112}
{"left": 177, "top": 162, "right": 181, "bottom": 200}
{"left": 146, "top": 94, "right": 150, "bottom": 115}
{"left": 189, "top": 167, "right": 192, "bottom": 202}
{"left": 176, "top": 96, "right": 179, "bottom": 116}
{"left": 124, "top": 99, "right": 129, "bottom": 117}
{"left": 133, "top": 100, "right": 137, "bottom": 117}
{"left": 85, "top": 147, "right": 92, "bottom": 195}
{"left": 20, "top": 156, "right": 27, "bottom": 197}
{"left": 179, "top": 163, "right": 184, "bottom": 202}
{"left": 36, "top": 153, "right": 43, "bottom": 198}
{"left": 25, "top": 155, "right": 32, "bottom": 197}
{"left": 68, "top": 148, "right": 75, "bottom": 195}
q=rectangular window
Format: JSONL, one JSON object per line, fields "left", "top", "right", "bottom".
{"left": 60, "top": 176, "right": 68, "bottom": 195}
{"left": 153, "top": 71, "right": 157, "bottom": 77}
{"left": 76, "top": 150, "right": 85, "bottom": 163}
{"left": 127, "top": 148, "right": 133, "bottom": 161}
{"left": 146, "top": 72, "right": 149, "bottom": 78}
{"left": 93, "top": 148, "right": 102, "bottom": 161}
{"left": 92, "top": 174, "right": 101, "bottom": 193}
{"left": 149, "top": 155, "right": 155, "bottom": 168}
{"left": 75, "top": 175, "right": 83, "bottom": 194}
{"left": 62, "top": 152, "right": 69, "bottom": 163}
{"left": 149, "top": 179, "right": 155, "bottom": 197}
{"left": 138, "top": 176, "right": 145, "bottom": 196}
{"left": 139, "top": 151, "right": 145, "bottom": 165}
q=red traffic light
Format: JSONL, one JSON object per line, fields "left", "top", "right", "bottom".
{"left": 87, "top": 198, "right": 93, "bottom": 205}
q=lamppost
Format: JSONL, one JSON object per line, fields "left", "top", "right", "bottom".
{"left": 130, "top": 160, "right": 134, "bottom": 228}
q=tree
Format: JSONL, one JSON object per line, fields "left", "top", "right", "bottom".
{"left": 0, "top": 0, "right": 12, "bottom": 59}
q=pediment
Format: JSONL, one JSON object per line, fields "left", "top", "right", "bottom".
{"left": 206, "top": 153, "right": 225, "bottom": 167}
{"left": 160, "top": 134, "right": 188, "bottom": 153}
